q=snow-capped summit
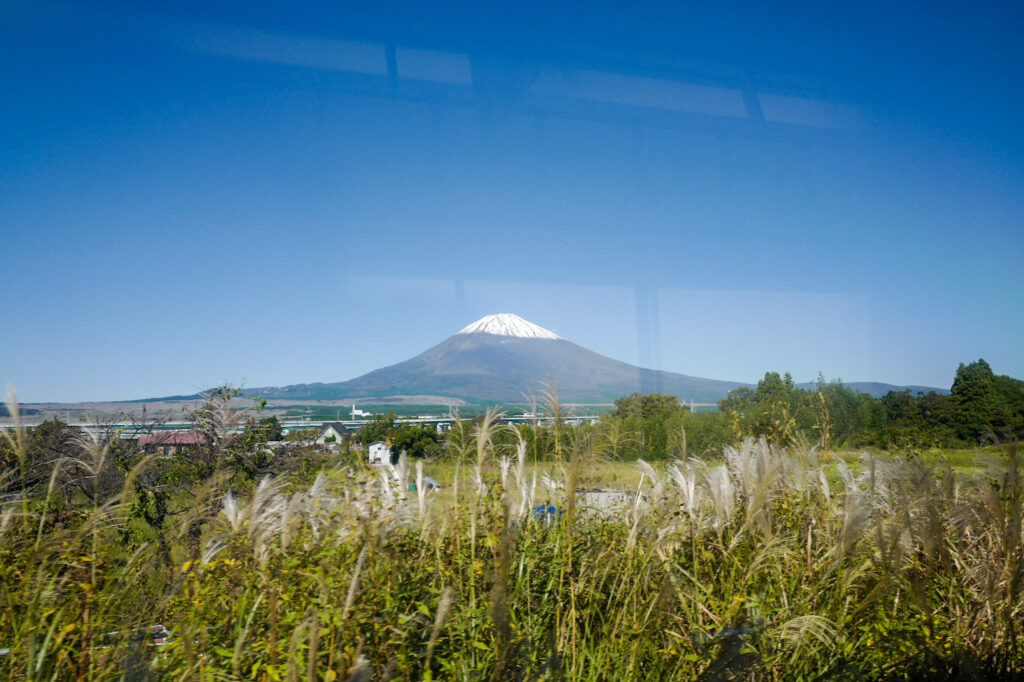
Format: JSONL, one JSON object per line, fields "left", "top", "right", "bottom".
{"left": 458, "top": 313, "right": 562, "bottom": 340}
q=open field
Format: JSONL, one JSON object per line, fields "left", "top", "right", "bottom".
{"left": 420, "top": 445, "right": 1011, "bottom": 491}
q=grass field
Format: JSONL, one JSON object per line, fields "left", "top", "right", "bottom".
{"left": 420, "top": 444, "right": 1008, "bottom": 491}
{"left": 2, "top": 436, "right": 1022, "bottom": 680}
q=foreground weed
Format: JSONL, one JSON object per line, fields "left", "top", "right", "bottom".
{"left": 2, "top": 437, "right": 1023, "bottom": 680}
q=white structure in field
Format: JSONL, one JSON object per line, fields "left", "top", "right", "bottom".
{"left": 351, "top": 404, "right": 372, "bottom": 418}
{"left": 368, "top": 441, "right": 391, "bottom": 465}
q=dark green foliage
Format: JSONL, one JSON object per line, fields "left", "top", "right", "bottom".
{"left": 356, "top": 412, "right": 396, "bottom": 446}
{"left": 951, "top": 359, "right": 1013, "bottom": 442}
{"left": 717, "top": 360, "right": 1023, "bottom": 451}
{"left": 679, "top": 409, "right": 733, "bottom": 457}
{"left": 882, "top": 390, "right": 958, "bottom": 448}
{"left": 609, "top": 392, "right": 688, "bottom": 422}
{"left": 721, "top": 372, "right": 812, "bottom": 444}
{"left": 994, "top": 373, "right": 1024, "bottom": 437}
{"left": 244, "top": 415, "right": 283, "bottom": 443}
{"left": 607, "top": 393, "right": 688, "bottom": 459}
{"left": 391, "top": 423, "right": 443, "bottom": 459}
{"left": 1, "top": 419, "right": 73, "bottom": 492}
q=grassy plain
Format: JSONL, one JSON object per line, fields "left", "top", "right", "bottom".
{"left": 423, "top": 445, "right": 1007, "bottom": 490}
{"left": 2, "top": 435, "right": 1022, "bottom": 680}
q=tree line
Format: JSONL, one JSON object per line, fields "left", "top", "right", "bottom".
{"left": 719, "top": 359, "right": 1023, "bottom": 451}
{"left": 355, "top": 359, "right": 1023, "bottom": 463}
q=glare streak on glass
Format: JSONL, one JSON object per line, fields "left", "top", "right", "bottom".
{"left": 395, "top": 48, "right": 474, "bottom": 86}
{"left": 759, "top": 93, "right": 864, "bottom": 130}
{"left": 530, "top": 68, "right": 749, "bottom": 119}
{"left": 179, "top": 26, "right": 389, "bottom": 76}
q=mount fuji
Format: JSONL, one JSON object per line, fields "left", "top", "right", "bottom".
{"left": 259, "top": 313, "right": 746, "bottom": 404}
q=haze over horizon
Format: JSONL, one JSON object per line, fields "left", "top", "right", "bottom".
{"left": 2, "top": 1, "right": 1022, "bottom": 403}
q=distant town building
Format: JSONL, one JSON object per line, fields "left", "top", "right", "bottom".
{"left": 139, "top": 430, "right": 211, "bottom": 456}
{"left": 351, "top": 404, "right": 372, "bottom": 418}
{"left": 316, "top": 422, "right": 351, "bottom": 447}
{"left": 368, "top": 441, "right": 391, "bottom": 465}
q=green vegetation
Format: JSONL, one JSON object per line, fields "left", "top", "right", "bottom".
{"left": 354, "top": 412, "right": 396, "bottom": 447}
{"left": 390, "top": 423, "right": 443, "bottom": 460}
{"left": 2, "top": 364, "right": 1023, "bottom": 680}
{"left": 718, "top": 360, "right": 1023, "bottom": 453}
{"left": 281, "top": 359, "right": 1023, "bottom": 466}
{"left": 421, "top": 359, "right": 1023, "bottom": 467}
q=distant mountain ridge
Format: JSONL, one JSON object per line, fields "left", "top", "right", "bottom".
{"left": 124, "top": 314, "right": 949, "bottom": 406}
{"left": 236, "top": 314, "right": 948, "bottom": 404}
{"left": 795, "top": 382, "right": 950, "bottom": 398}
{"left": 256, "top": 314, "right": 746, "bottom": 403}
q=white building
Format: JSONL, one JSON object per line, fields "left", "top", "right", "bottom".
{"left": 368, "top": 441, "right": 391, "bottom": 465}
{"left": 315, "top": 422, "right": 351, "bottom": 449}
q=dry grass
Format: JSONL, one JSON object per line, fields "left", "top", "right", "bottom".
{"left": 2, "top": 413, "right": 1023, "bottom": 680}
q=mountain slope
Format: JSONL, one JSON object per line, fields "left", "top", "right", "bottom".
{"left": 242, "top": 314, "right": 948, "bottom": 405}
{"left": 264, "top": 314, "right": 745, "bottom": 403}
{"left": 795, "top": 381, "right": 950, "bottom": 398}
{"left": 324, "top": 333, "right": 745, "bottom": 402}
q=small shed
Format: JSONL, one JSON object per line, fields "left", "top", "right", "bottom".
{"left": 368, "top": 441, "right": 392, "bottom": 466}
{"left": 316, "top": 422, "right": 351, "bottom": 446}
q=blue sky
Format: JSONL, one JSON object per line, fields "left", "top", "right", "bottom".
{"left": 2, "top": 1, "right": 1022, "bottom": 402}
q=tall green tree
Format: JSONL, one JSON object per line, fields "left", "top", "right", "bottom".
{"left": 607, "top": 393, "right": 688, "bottom": 459}
{"left": 951, "top": 359, "right": 1007, "bottom": 442}
{"left": 993, "top": 373, "right": 1024, "bottom": 438}
{"left": 243, "top": 416, "right": 283, "bottom": 444}
{"left": 357, "top": 412, "right": 396, "bottom": 446}
{"left": 722, "top": 372, "right": 806, "bottom": 445}
{"left": 390, "top": 423, "right": 442, "bottom": 459}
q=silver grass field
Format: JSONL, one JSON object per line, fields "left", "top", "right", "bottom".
{"left": 2, "top": 399, "right": 1023, "bottom": 680}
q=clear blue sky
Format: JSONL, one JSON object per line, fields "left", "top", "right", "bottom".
{"left": 2, "top": 1, "right": 1022, "bottom": 402}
